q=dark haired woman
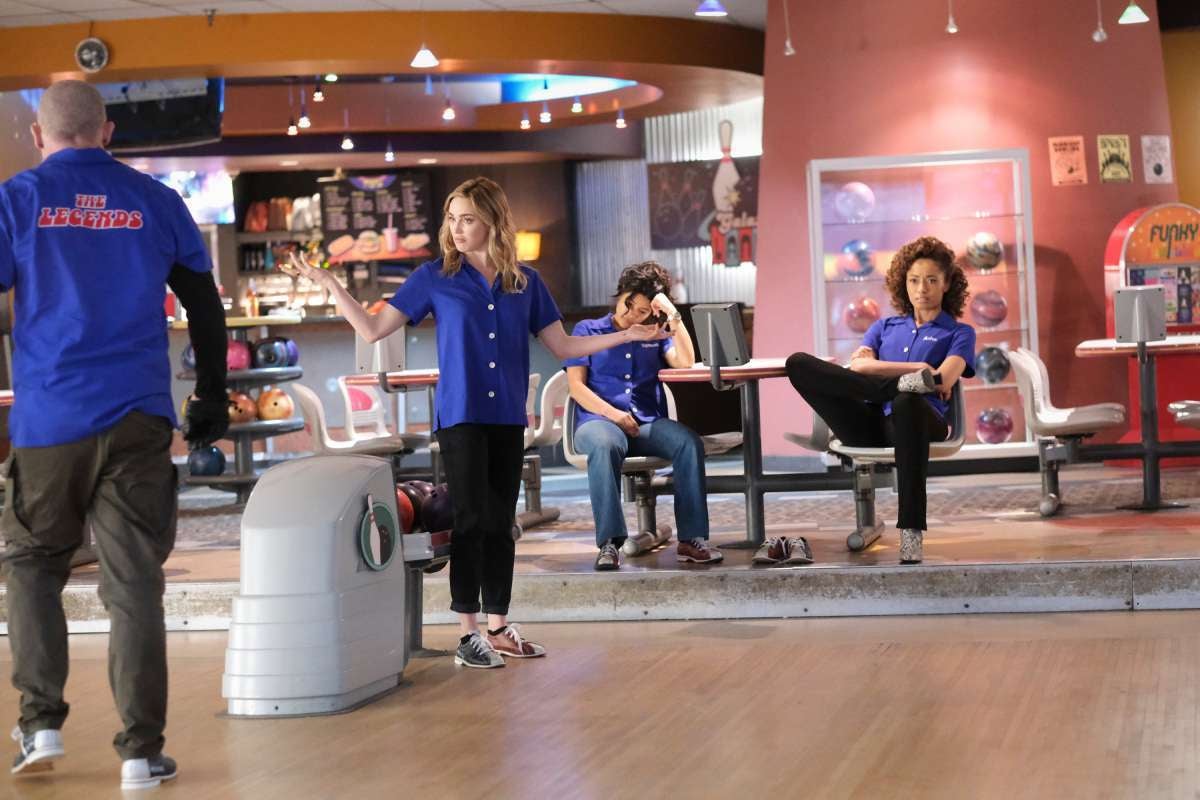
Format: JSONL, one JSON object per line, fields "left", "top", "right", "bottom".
{"left": 782, "top": 236, "right": 976, "bottom": 564}
{"left": 284, "top": 178, "right": 667, "bottom": 668}
{"left": 565, "top": 261, "right": 722, "bottom": 571}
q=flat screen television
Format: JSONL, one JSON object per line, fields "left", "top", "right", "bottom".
{"left": 100, "top": 78, "right": 224, "bottom": 153}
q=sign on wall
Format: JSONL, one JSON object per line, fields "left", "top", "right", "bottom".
{"left": 320, "top": 172, "right": 434, "bottom": 263}
{"left": 1048, "top": 135, "right": 1087, "bottom": 186}
{"left": 1142, "top": 135, "right": 1173, "bottom": 184}
{"left": 647, "top": 119, "right": 759, "bottom": 267}
{"left": 1098, "top": 135, "right": 1132, "bottom": 183}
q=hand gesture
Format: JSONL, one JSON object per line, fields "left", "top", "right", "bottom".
{"left": 651, "top": 292, "right": 677, "bottom": 319}
{"left": 280, "top": 250, "right": 334, "bottom": 288}
{"left": 625, "top": 322, "right": 670, "bottom": 342}
{"left": 611, "top": 412, "right": 640, "bottom": 437}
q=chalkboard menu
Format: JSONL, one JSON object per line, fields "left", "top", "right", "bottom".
{"left": 320, "top": 172, "right": 435, "bottom": 263}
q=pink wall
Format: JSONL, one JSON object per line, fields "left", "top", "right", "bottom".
{"left": 755, "top": 0, "right": 1178, "bottom": 454}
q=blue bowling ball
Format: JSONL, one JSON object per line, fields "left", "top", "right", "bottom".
{"left": 187, "top": 446, "right": 226, "bottom": 476}
{"left": 283, "top": 337, "right": 300, "bottom": 366}
{"left": 252, "top": 337, "right": 290, "bottom": 369}
{"left": 838, "top": 239, "right": 875, "bottom": 279}
{"left": 181, "top": 344, "right": 196, "bottom": 371}
{"left": 974, "top": 347, "right": 1011, "bottom": 385}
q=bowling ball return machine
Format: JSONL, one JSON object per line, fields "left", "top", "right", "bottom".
{"left": 222, "top": 331, "right": 451, "bottom": 718}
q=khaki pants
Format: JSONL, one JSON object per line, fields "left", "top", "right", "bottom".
{"left": 2, "top": 411, "right": 177, "bottom": 760}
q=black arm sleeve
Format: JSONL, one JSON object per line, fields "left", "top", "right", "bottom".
{"left": 167, "top": 265, "right": 227, "bottom": 401}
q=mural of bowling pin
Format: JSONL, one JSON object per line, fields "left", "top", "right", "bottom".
{"left": 712, "top": 119, "right": 740, "bottom": 213}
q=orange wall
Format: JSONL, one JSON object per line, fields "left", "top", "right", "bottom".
{"left": 753, "top": 0, "right": 1179, "bottom": 454}
{"left": 1163, "top": 30, "right": 1200, "bottom": 206}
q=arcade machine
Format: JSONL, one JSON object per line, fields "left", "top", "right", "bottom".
{"left": 1104, "top": 203, "right": 1200, "bottom": 449}
{"left": 222, "top": 331, "right": 450, "bottom": 717}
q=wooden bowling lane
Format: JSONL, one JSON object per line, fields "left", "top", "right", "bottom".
{"left": 4, "top": 612, "right": 1200, "bottom": 798}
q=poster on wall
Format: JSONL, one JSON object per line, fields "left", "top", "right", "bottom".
{"left": 1048, "top": 135, "right": 1087, "bottom": 186}
{"left": 647, "top": 120, "right": 758, "bottom": 267}
{"left": 1097, "top": 135, "right": 1132, "bottom": 183}
{"left": 1142, "top": 135, "right": 1174, "bottom": 184}
{"left": 319, "top": 172, "right": 434, "bottom": 263}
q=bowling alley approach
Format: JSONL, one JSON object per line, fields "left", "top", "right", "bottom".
{"left": 2, "top": 1, "right": 1200, "bottom": 797}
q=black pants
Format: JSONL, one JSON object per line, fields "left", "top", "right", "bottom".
{"left": 784, "top": 352, "right": 948, "bottom": 530}
{"left": 2, "top": 411, "right": 177, "bottom": 760}
{"left": 435, "top": 423, "right": 525, "bottom": 616}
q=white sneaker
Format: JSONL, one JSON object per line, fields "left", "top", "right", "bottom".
{"left": 11, "top": 725, "right": 64, "bottom": 774}
{"left": 120, "top": 753, "right": 178, "bottom": 790}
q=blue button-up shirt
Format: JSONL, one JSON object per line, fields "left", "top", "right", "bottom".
{"left": 0, "top": 147, "right": 211, "bottom": 447}
{"left": 563, "top": 313, "right": 674, "bottom": 429}
{"left": 862, "top": 311, "right": 976, "bottom": 418}
{"left": 390, "top": 258, "right": 561, "bottom": 431}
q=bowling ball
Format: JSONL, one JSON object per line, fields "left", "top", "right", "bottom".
{"left": 969, "top": 290, "right": 1008, "bottom": 328}
{"left": 257, "top": 389, "right": 294, "bottom": 420}
{"left": 965, "top": 232, "right": 1004, "bottom": 271}
{"left": 227, "top": 391, "right": 258, "bottom": 424}
{"left": 974, "top": 347, "right": 1011, "bottom": 385}
{"left": 181, "top": 344, "right": 196, "bottom": 371}
{"left": 837, "top": 239, "right": 875, "bottom": 279}
{"left": 394, "top": 485, "right": 416, "bottom": 534}
{"left": 420, "top": 483, "right": 454, "bottom": 533}
{"left": 842, "top": 295, "right": 881, "bottom": 334}
{"left": 283, "top": 338, "right": 300, "bottom": 366}
{"left": 227, "top": 339, "right": 252, "bottom": 371}
{"left": 397, "top": 482, "right": 427, "bottom": 531}
{"left": 252, "top": 337, "right": 290, "bottom": 369}
{"left": 834, "top": 181, "right": 876, "bottom": 222}
{"left": 187, "top": 445, "right": 226, "bottom": 476}
{"left": 976, "top": 407, "right": 1015, "bottom": 444}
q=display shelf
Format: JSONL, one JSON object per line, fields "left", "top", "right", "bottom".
{"left": 177, "top": 366, "right": 303, "bottom": 386}
{"left": 822, "top": 212, "right": 1024, "bottom": 228}
{"left": 227, "top": 418, "right": 305, "bottom": 438}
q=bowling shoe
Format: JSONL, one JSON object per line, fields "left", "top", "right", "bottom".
{"left": 783, "top": 537, "right": 814, "bottom": 565}
{"left": 677, "top": 538, "right": 724, "bottom": 564}
{"left": 455, "top": 632, "right": 505, "bottom": 669}
{"left": 120, "top": 753, "right": 177, "bottom": 790}
{"left": 594, "top": 542, "right": 620, "bottom": 571}
{"left": 10, "top": 726, "right": 64, "bottom": 775}
{"left": 487, "top": 624, "right": 546, "bottom": 659}
{"left": 752, "top": 536, "right": 790, "bottom": 564}
{"left": 897, "top": 367, "right": 936, "bottom": 395}
{"left": 899, "top": 529, "right": 923, "bottom": 564}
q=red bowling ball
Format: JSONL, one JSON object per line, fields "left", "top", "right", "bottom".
{"left": 227, "top": 339, "right": 252, "bottom": 371}
{"left": 842, "top": 295, "right": 881, "bottom": 334}
{"left": 969, "top": 290, "right": 1009, "bottom": 329}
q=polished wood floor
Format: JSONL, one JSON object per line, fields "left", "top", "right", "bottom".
{"left": 3, "top": 612, "right": 1200, "bottom": 799}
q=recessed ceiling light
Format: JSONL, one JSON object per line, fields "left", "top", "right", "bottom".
{"left": 279, "top": 160, "right": 300, "bottom": 167}
{"left": 324, "top": 73, "right": 339, "bottom": 82}
{"left": 418, "top": 158, "right": 438, "bottom": 165}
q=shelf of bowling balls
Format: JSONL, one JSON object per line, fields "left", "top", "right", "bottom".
{"left": 176, "top": 366, "right": 304, "bottom": 387}
{"left": 222, "top": 418, "right": 306, "bottom": 438}
{"left": 824, "top": 267, "right": 1027, "bottom": 284}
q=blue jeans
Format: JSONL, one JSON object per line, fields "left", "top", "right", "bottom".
{"left": 574, "top": 417, "right": 709, "bottom": 548}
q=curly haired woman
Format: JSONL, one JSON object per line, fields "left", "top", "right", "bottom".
{"left": 779, "top": 236, "right": 976, "bottom": 564}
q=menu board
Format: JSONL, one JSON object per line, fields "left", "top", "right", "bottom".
{"left": 320, "top": 172, "right": 435, "bottom": 263}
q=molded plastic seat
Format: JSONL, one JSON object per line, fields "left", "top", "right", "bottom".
{"left": 1010, "top": 347, "right": 1125, "bottom": 436}
{"left": 293, "top": 383, "right": 416, "bottom": 458}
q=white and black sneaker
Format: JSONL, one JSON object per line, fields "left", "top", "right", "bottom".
{"left": 120, "top": 753, "right": 177, "bottom": 790}
{"left": 11, "top": 725, "right": 64, "bottom": 775}
{"left": 897, "top": 367, "right": 936, "bottom": 394}
{"left": 454, "top": 631, "right": 505, "bottom": 669}
{"left": 594, "top": 542, "right": 620, "bottom": 571}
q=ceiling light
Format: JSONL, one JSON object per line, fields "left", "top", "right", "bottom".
{"left": 1092, "top": 0, "right": 1108, "bottom": 42}
{"left": 324, "top": 73, "right": 339, "bottom": 82}
{"left": 312, "top": 84, "right": 325, "bottom": 103}
{"left": 410, "top": 43, "right": 439, "bottom": 69}
{"left": 341, "top": 109, "right": 353, "bottom": 150}
{"left": 442, "top": 99, "right": 456, "bottom": 122}
{"left": 571, "top": 96, "right": 583, "bottom": 113}
{"left": 693, "top": 0, "right": 727, "bottom": 17}
{"left": 280, "top": 160, "right": 300, "bottom": 167}
{"left": 539, "top": 101, "right": 551, "bottom": 124}
{"left": 341, "top": 134, "right": 354, "bottom": 151}
{"left": 418, "top": 158, "right": 438, "bottom": 165}
{"left": 1118, "top": 1, "right": 1149, "bottom": 23}
{"left": 615, "top": 109, "right": 626, "bottom": 129}
{"left": 286, "top": 118, "right": 298, "bottom": 136}
{"left": 945, "top": 0, "right": 958, "bottom": 33}
{"left": 384, "top": 142, "right": 395, "bottom": 162}
{"left": 298, "top": 109, "right": 311, "bottom": 129}
{"left": 520, "top": 111, "right": 531, "bottom": 130}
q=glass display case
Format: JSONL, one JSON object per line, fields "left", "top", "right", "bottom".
{"left": 807, "top": 149, "right": 1039, "bottom": 458}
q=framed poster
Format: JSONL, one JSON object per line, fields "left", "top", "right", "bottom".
{"left": 1047, "top": 135, "right": 1087, "bottom": 186}
{"left": 1098, "top": 135, "right": 1132, "bottom": 183}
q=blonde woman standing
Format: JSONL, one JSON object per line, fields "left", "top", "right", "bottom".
{"left": 286, "top": 177, "right": 665, "bottom": 667}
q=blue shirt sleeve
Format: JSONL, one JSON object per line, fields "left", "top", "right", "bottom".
{"left": 389, "top": 262, "right": 435, "bottom": 324}
{"left": 660, "top": 335, "right": 676, "bottom": 361}
{"left": 164, "top": 187, "right": 210, "bottom": 274}
{"left": 562, "top": 320, "right": 592, "bottom": 369}
{"left": 525, "top": 267, "right": 563, "bottom": 336}
{"left": 0, "top": 188, "right": 15, "bottom": 291}
{"left": 861, "top": 319, "right": 884, "bottom": 353}
{"left": 946, "top": 322, "right": 977, "bottom": 378}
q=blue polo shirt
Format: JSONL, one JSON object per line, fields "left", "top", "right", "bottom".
{"left": 0, "top": 147, "right": 211, "bottom": 448}
{"left": 563, "top": 313, "right": 674, "bottom": 429}
{"left": 862, "top": 311, "right": 976, "bottom": 418}
{"left": 390, "top": 258, "right": 561, "bottom": 430}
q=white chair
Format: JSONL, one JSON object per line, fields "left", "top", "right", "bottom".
{"left": 292, "top": 383, "right": 419, "bottom": 459}
{"left": 562, "top": 379, "right": 740, "bottom": 555}
{"left": 1009, "top": 347, "right": 1126, "bottom": 516}
{"left": 827, "top": 384, "right": 966, "bottom": 552}
{"left": 517, "top": 373, "right": 562, "bottom": 531}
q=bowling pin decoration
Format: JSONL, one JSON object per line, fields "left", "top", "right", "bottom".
{"left": 712, "top": 119, "right": 740, "bottom": 214}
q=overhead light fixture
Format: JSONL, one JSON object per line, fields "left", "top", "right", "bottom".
{"left": 515, "top": 230, "right": 541, "bottom": 262}
{"left": 1092, "top": 0, "right": 1108, "bottom": 42}
{"left": 384, "top": 142, "right": 395, "bottom": 162}
{"left": 693, "top": 0, "right": 727, "bottom": 17}
{"left": 945, "top": 0, "right": 958, "bottom": 33}
{"left": 411, "top": 43, "right": 439, "bottom": 68}
{"left": 298, "top": 108, "right": 311, "bottom": 129}
{"left": 324, "top": 73, "right": 339, "bottom": 82}
{"left": 571, "top": 96, "right": 583, "bottom": 113}
{"left": 280, "top": 160, "right": 300, "bottom": 167}
{"left": 341, "top": 134, "right": 354, "bottom": 151}
{"left": 615, "top": 109, "right": 627, "bottom": 129}
{"left": 312, "top": 79, "right": 325, "bottom": 103}
{"left": 1118, "top": 1, "right": 1149, "bottom": 24}
{"left": 287, "top": 118, "right": 298, "bottom": 136}
{"left": 520, "top": 111, "right": 531, "bottom": 130}
{"left": 418, "top": 157, "right": 438, "bottom": 164}
{"left": 340, "top": 108, "right": 354, "bottom": 150}
{"left": 539, "top": 101, "right": 551, "bottom": 124}
{"left": 442, "top": 98, "right": 456, "bottom": 122}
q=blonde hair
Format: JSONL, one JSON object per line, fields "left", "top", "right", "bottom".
{"left": 439, "top": 177, "right": 527, "bottom": 293}
{"left": 38, "top": 80, "right": 107, "bottom": 143}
